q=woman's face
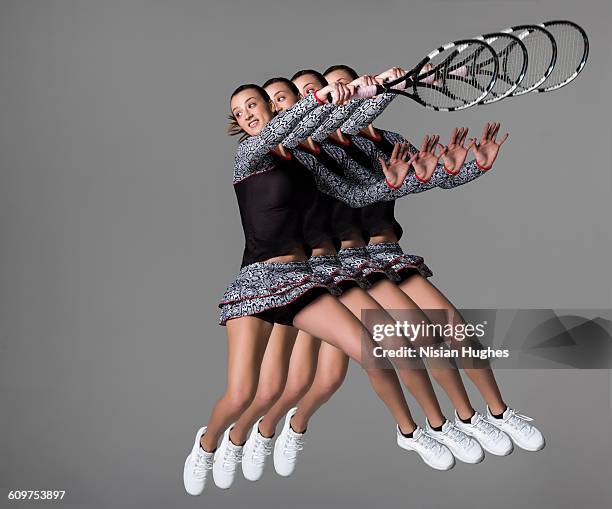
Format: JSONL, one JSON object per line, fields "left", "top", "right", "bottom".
{"left": 292, "top": 73, "right": 323, "bottom": 97}
{"left": 230, "top": 88, "right": 274, "bottom": 136}
{"left": 264, "top": 82, "right": 299, "bottom": 113}
{"left": 324, "top": 68, "right": 355, "bottom": 85}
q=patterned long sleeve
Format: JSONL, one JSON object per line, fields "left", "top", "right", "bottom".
{"left": 234, "top": 93, "right": 320, "bottom": 176}
{"left": 282, "top": 104, "right": 335, "bottom": 149}
{"left": 292, "top": 147, "right": 439, "bottom": 208}
{"left": 310, "top": 101, "right": 364, "bottom": 142}
{"left": 340, "top": 93, "right": 398, "bottom": 135}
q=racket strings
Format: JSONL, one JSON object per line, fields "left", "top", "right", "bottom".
{"left": 416, "top": 42, "right": 497, "bottom": 110}
{"left": 539, "top": 22, "right": 587, "bottom": 90}
{"left": 481, "top": 34, "right": 527, "bottom": 103}
{"left": 510, "top": 26, "right": 555, "bottom": 95}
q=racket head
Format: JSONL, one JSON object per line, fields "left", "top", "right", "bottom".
{"left": 503, "top": 24, "right": 557, "bottom": 96}
{"left": 536, "top": 20, "right": 589, "bottom": 92}
{"left": 389, "top": 39, "right": 499, "bottom": 111}
{"left": 477, "top": 32, "right": 528, "bottom": 105}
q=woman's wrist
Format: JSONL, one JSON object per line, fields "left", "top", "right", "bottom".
{"left": 443, "top": 162, "right": 459, "bottom": 175}
{"left": 385, "top": 177, "right": 400, "bottom": 190}
{"left": 475, "top": 159, "right": 493, "bottom": 171}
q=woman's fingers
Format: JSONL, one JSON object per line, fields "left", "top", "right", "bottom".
{"left": 466, "top": 138, "right": 476, "bottom": 151}
{"left": 490, "top": 122, "right": 500, "bottom": 141}
{"left": 460, "top": 127, "right": 469, "bottom": 145}
{"left": 498, "top": 132, "right": 509, "bottom": 146}
{"left": 481, "top": 123, "right": 490, "bottom": 143}
{"left": 419, "top": 135, "right": 430, "bottom": 153}
{"left": 449, "top": 127, "right": 458, "bottom": 145}
{"left": 390, "top": 142, "right": 400, "bottom": 161}
{"left": 379, "top": 157, "right": 389, "bottom": 172}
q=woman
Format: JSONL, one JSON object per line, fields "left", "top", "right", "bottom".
{"left": 183, "top": 80, "right": 462, "bottom": 496}
{"left": 231, "top": 76, "right": 485, "bottom": 483}
{"left": 234, "top": 71, "right": 515, "bottom": 482}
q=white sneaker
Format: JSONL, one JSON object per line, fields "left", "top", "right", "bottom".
{"left": 486, "top": 406, "right": 545, "bottom": 452}
{"left": 425, "top": 419, "right": 484, "bottom": 464}
{"left": 242, "top": 417, "right": 273, "bottom": 481}
{"left": 212, "top": 426, "right": 243, "bottom": 489}
{"left": 396, "top": 425, "right": 455, "bottom": 471}
{"left": 273, "top": 407, "right": 305, "bottom": 477}
{"left": 183, "top": 426, "right": 214, "bottom": 496}
{"left": 454, "top": 411, "right": 513, "bottom": 456}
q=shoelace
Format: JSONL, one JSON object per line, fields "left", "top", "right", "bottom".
{"left": 504, "top": 409, "right": 534, "bottom": 435}
{"left": 193, "top": 450, "right": 214, "bottom": 479}
{"left": 415, "top": 431, "right": 443, "bottom": 454}
{"left": 283, "top": 433, "right": 304, "bottom": 460}
{"left": 441, "top": 423, "right": 468, "bottom": 447}
{"left": 251, "top": 436, "right": 272, "bottom": 466}
{"left": 472, "top": 414, "right": 501, "bottom": 439}
{"left": 221, "top": 444, "right": 243, "bottom": 471}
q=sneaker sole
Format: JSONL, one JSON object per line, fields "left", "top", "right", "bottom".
{"left": 511, "top": 436, "right": 546, "bottom": 452}
{"left": 397, "top": 442, "right": 455, "bottom": 471}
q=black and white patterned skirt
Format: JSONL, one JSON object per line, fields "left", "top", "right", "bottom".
{"left": 308, "top": 255, "right": 361, "bottom": 294}
{"left": 218, "top": 261, "right": 337, "bottom": 326}
{"left": 366, "top": 242, "right": 433, "bottom": 282}
{"left": 337, "top": 246, "right": 395, "bottom": 288}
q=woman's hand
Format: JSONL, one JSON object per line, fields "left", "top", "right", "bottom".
{"left": 411, "top": 134, "right": 447, "bottom": 181}
{"left": 318, "top": 82, "right": 355, "bottom": 105}
{"left": 379, "top": 142, "right": 418, "bottom": 188}
{"left": 441, "top": 127, "right": 475, "bottom": 173}
{"left": 470, "top": 122, "right": 509, "bottom": 169}
{"left": 375, "top": 66, "right": 406, "bottom": 85}
{"left": 350, "top": 74, "right": 377, "bottom": 89}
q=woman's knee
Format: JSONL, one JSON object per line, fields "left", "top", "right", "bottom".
{"left": 253, "top": 381, "right": 285, "bottom": 409}
{"left": 311, "top": 369, "right": 347, "bottom": 398}
{"left": 224, "top": 385, "right": 257, "bottom": 414}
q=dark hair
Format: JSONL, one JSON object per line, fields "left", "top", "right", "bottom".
{"left": 290, "top": 69, "right": 329, "bottom": 88}
{"left": 227, "top": 84, "right": 271, "bottom": 141}
{"left": 262, "top": 77, "right": 300, "bottom": 98}
{"left": 323, "top": 64, "right": 359, "bottom": 80}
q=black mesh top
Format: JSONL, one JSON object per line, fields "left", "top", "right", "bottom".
{"left": 312, "top": 140, "right": 363, "bottom": 242}
{"left": 355, "top": 129, "right": 403, "bottom": 241}
{"left": 234, "top": 149, "right": 315, "bottom": 267}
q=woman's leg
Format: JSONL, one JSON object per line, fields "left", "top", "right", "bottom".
{"left": 367, "top": 279, "right": 476, "bottom": 420}
{"left": 292, "top": 292, "right": 416, "bottom": 433}
{"left": 290, "top": 341, "right": 349, "bottom": 432}
{"left": 228, "top": 324, "right": 299, "bottom": 445}
{"left": 200, "top": 316, "right": 273, "bottom": 452}
{"left": 258, "top": 331, "right": 321, "bottom": 437}
{"left": 399, "top": 274, "right": 506, "bottom": 414}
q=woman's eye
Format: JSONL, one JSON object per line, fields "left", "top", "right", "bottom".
{"left": 248, "top": 102, "right": 256, "bottom": 108}
{"left": 306, "top": 88, "right": 314, "bottom": 94}
{"left": 235, "top": 112, "right": 241, "bottom": 118}
{"left": 278, "top": 96, "right": 285, "bottom": 102}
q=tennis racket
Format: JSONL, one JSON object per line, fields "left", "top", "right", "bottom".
{"left": 502, "top": 24, "right": 557, "bottom": 96}
{"left": 476, "top": 32, "right": 528, "bottom": 104}
{"left": 367, "top": 39, "right": 499, "bottom": 111}
{"left": 535, "top": 20, "right": 589, "bottom": 92}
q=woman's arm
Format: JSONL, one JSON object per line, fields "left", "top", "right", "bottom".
{"left": 293, "top": 146, "right": 434, "bottom": 207}
{"left": 282, "top": 103, "right": 335, "bottom": 149}
{"left": 310, "top": 101, "right": 364, "bottom": 142}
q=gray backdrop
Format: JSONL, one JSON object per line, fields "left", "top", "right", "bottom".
{"left": 1, "top": 0, "right": 611, "bottom": 508}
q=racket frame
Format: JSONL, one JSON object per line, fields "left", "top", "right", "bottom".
{"left": 476, "top": 31, "right": 529, "bottom": 105}
{"left": 502, "top": 24, "right": 558, "bottom": 96}
{"left": 376, "top": 38, "right": 499, "bottom": 111}
{"left": 536, "top": 19, "right": 589, "bottom": 93}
